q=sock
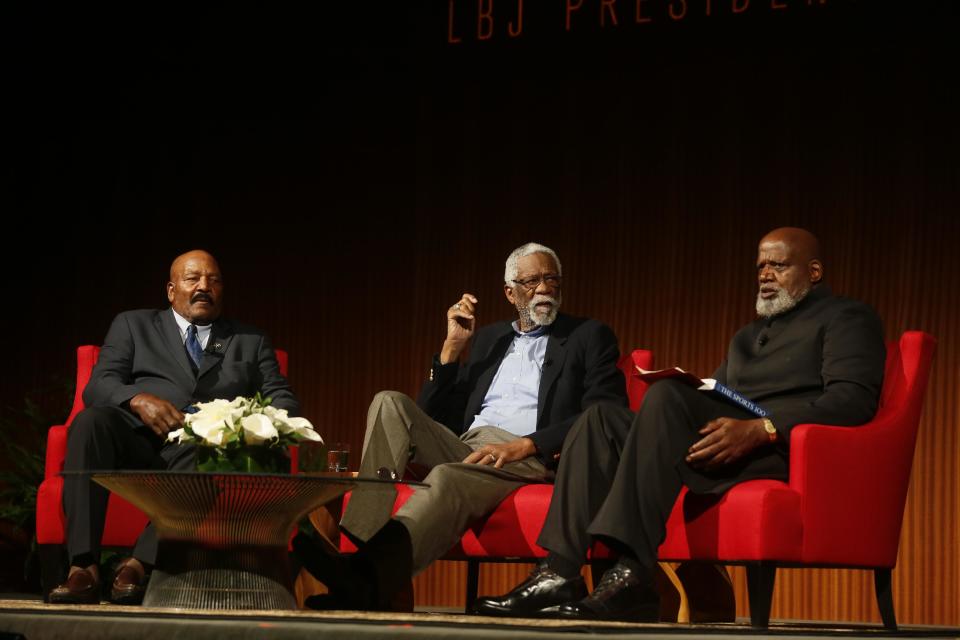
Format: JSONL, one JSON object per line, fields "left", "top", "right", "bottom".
{"left": 545, "top": 552, "right": 582, "bottom": 580}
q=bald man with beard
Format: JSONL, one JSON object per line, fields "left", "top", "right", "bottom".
{"left": 51, "top": 250, "right": 301, "bottom": 606}
{"left": 474, "top": 227, "right": 886, "bottom": 622}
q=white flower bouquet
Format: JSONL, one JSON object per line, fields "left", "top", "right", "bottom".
{"left": 167, "top": 393, "right": 322, "bottom": 472}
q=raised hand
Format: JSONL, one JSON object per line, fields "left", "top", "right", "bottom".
{"left": 440, "top": 293, "right": 478, "bottom": 364}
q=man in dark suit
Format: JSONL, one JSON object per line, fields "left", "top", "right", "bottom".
{"left": 50, "top": 250, "right": 300, "bottom": 605}
{"left": 474, "top": 227, "right": 886, "bottom": 621}
{"left": 295, "top": 242, "right": 627, "bottom": 611}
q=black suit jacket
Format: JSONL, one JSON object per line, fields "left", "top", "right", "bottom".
{"left": 714, "top": 284, "right": 885, "bottom": 446}
{"left": 677, "top": 285, "right": 885, "bottom": 494}
{"left": 417, "top": 313, "right": 627, "bottom": 466}
{"left": 83, "top": 308, "right": 300, "bottom": 422}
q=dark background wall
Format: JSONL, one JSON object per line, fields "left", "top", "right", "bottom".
{"left": 2, "top": 0, "right": 957, "bottom": 624}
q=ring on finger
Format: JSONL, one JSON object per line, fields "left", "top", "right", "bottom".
{"left": 454, "top": 303, "right": 462, "bottom": 310}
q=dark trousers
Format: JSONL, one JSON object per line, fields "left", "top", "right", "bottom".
{"left": 62, "top": 406, "right": 196, "bottom": 565}
{"left": 536, "top": 381, "right": 787, "bottom": 569}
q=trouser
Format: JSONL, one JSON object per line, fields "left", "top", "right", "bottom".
{"left": 537, "top": 381, "right": 787, "bottom": 569}
{"left": 341, "top": 390, "right": 552, "bottom": 575}
{"left": 62, "top": 406, "right": 196, "bottom": 565}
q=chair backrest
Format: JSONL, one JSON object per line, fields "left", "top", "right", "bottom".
{"left": 65, "top": 344, "right": 290, "bottom": 426}
{"left": 618, "top": 349, "right": 654, "bottom": 412}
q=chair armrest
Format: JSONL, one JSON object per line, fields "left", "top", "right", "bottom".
{"left": 789, "top": 414, "right": 916, "bottom": 565}
{"left": 44, "top": 425, "right": 68, "bottom": 479}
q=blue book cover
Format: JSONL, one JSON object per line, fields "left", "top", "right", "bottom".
{"left": 698, "top": 379, "right": 769, "bottom": 418}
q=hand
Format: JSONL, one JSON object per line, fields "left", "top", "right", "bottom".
{"left": 129, "top": 393, "right": 185, "bottom": 437}
{"left": 463, "top": 437, "right": 537, "bottom": 468}
{"left": 440, "top": 293, "right": 478, "bottom": 364}
{"left": 685, "top": 417, "right": 767, "bottom": 471}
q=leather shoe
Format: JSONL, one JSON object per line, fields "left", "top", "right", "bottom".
{"left": 110, "top": 562, "right": 146, "bottom": 605}
{"left": 294, "top": 532, "right": 376, "bottom": 610}
{"left": 49, "top": 569, "right": 101, "bottom": 605}
{"left": 472, "top": 564, "right": 587, "bottom": 617}
{"left": 557, "top": 562, "right": 659, "bottom": 622}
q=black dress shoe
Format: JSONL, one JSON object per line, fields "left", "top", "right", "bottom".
{"left": 472, "top": 564, "right": 587, "bottom": 617}
{"left": 293, "top": 532, "right": 376, "bottom": 609}
{"left": 110, "top": 564, "right": 146, "bottom": 605}
{"left": 49, "top": 569, "right": 101, "bottom": 605}
{"left": 557, "top": 562, "right": 659, "bottom": 622}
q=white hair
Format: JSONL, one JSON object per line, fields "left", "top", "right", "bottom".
{"left": 504, "top": 243, "right": 562, "bottom": 285}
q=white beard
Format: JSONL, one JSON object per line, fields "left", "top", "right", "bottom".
{"left": 756, "top": 286, "right": 809, "bottom": 318}
{"left": 517, "top": 294, "right": 561, "bottom": 328}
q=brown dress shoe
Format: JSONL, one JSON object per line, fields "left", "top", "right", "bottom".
{"left": 110, "top": 564, "right": 146, "bottom": 605}
{"left": 49, "top": 569, "right": 101, "bottom": 605}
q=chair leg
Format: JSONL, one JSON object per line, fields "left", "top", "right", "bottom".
{"left": 464, "top": 559, "right": 480, "bottom": 613}
{"left": 38, "top": 544, "right": 67, "bottom": 602}
{"left": 746, "top": 562, "right": 776, "bottom": 628}
{"left": 874, "top": 568, "right": 897, "bottom": 631}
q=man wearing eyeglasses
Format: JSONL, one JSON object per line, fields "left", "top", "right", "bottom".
{"left": 295, "top": 242, "right": 627, "bottom": 611}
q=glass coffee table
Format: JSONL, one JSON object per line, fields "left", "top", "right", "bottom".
{"left": 90, "top": 471, "right": 418, "bottom": 611}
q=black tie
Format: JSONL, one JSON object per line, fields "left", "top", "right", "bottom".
{"left": 185, "top": 324, "right": 204, "bottom": 368}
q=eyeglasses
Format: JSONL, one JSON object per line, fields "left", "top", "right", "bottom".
{"left": 511, "top": 274, "right": 562, "bottom": 291}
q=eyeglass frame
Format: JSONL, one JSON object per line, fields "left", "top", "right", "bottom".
{"left": 511, "top": 274, "right": 562, "bottom": 291}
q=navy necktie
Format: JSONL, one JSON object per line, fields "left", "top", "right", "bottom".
{"left": 185, "top": 324, "right": 204, "bottom": 368}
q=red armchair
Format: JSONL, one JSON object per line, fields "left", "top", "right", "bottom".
{"left": 35, "top": 345, "right": 289, "bottom": 597}
{"left": 657, "top": 331, "right": 936, "bottom": 629}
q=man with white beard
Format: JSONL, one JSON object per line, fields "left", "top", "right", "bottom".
{"left": 474, "top": 227, "right": 886, "bottom": 622}
{"left": 295, "top": 242, "right": 627, "bottom": 611}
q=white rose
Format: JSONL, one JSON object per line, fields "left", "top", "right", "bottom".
{"left": 166, "top": 428, "right": 187, "bottom": 443}
{"left": 241, "top": 413, "right": 279, "bottom": 445}
{"left": 282, "top": 416, "right": 322, "bottom": 442}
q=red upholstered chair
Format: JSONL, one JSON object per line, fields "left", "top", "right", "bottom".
{"left": 339, "top": 349, "right": 654, "bottom": 607}
{"left": 656, "top": 331, "right": 936, "bottom": 629}
{"left": 35, "top": 345, "right": 289, "bottom": 597}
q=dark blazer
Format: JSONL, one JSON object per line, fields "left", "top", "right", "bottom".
{"left": 417, "top": 313, "right": 627, "bottom": 466}
{"left": 715, "top": 284, "right": 885, "bottom": 445}
{"left": 678, "top": 285, "right": 885, "bottom": 494}
{"left": 83, "top": 308, "right": 300, "bottom": 420}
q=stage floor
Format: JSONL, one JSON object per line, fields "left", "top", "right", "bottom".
{"left": 1, "top": 599, "right": 958, "bottom": 640}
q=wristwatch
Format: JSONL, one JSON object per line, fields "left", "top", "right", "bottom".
{"left": 761, "top": 418, "right": 778, "bottom": 443}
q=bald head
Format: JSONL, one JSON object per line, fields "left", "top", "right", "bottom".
{"left": 755, "top": 228, "right": 823, "bottom": 318}
{"left": 166, "top": 250, "right": 224, "bottom": 324}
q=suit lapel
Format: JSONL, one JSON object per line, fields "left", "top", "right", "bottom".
{"left": 537, "top": 320, "right": 568, "bottom": 429}
{"left": 155, "top": 309, "right": 196, "bottom": 381}
{"left": 198, "top": 320, "right": 234, "bottom": 379}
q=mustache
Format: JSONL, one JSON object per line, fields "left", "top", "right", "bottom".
{"left": 531, "top": 295, "right": 558, "bottom": 306}
{"left": 191, "top": 292, "right": 213, "bottom": 304}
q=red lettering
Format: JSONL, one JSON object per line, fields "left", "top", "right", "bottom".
{"left": 478, "top": 0, "right": 494, "bottom": 40}
{"left": 601, "top": 0, "right": 619, "bottom": 27}
{"left": 771, "top": 0, "right": 787, "bottom": 9}
{"left": 508, "top": 0, "right": 523, "bottom": 37}
{"left": 732, "top": 0, "right": 749, "bottom": 13}
{"left": 635, "top": 0, "right": 652, "bottom": 23}
{"left": 448, "top": 0, "right": 462, "bottom": 43}
{"left": 669, "top": 0, "right": 687, "bottom": 19}
{"left": 566, "top": 0, "right": 585, "bottom": 30}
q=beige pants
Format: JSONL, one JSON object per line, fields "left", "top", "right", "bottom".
{"left": 341, "top": 390, "right": 551, "bottom": 575}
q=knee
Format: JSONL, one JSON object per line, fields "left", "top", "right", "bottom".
{"left": 67, "top": 407, "right": 121, "bottom": 446}
{"left": 572, "top": 402, "right": 633, "bottom": 441}
{"left": 370, "top": 390, "right": 414, "bottom": 411}
{"left": 638, "top": 380, "right": 689, "bottom": 413}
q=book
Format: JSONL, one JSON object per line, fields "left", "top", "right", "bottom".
{"left": 636, "top": 367, "right": 769, "bottom": 417}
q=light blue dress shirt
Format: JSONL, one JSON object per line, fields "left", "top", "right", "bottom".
{"left": 468, "top": 322, "right": 549, "bottom": 437}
